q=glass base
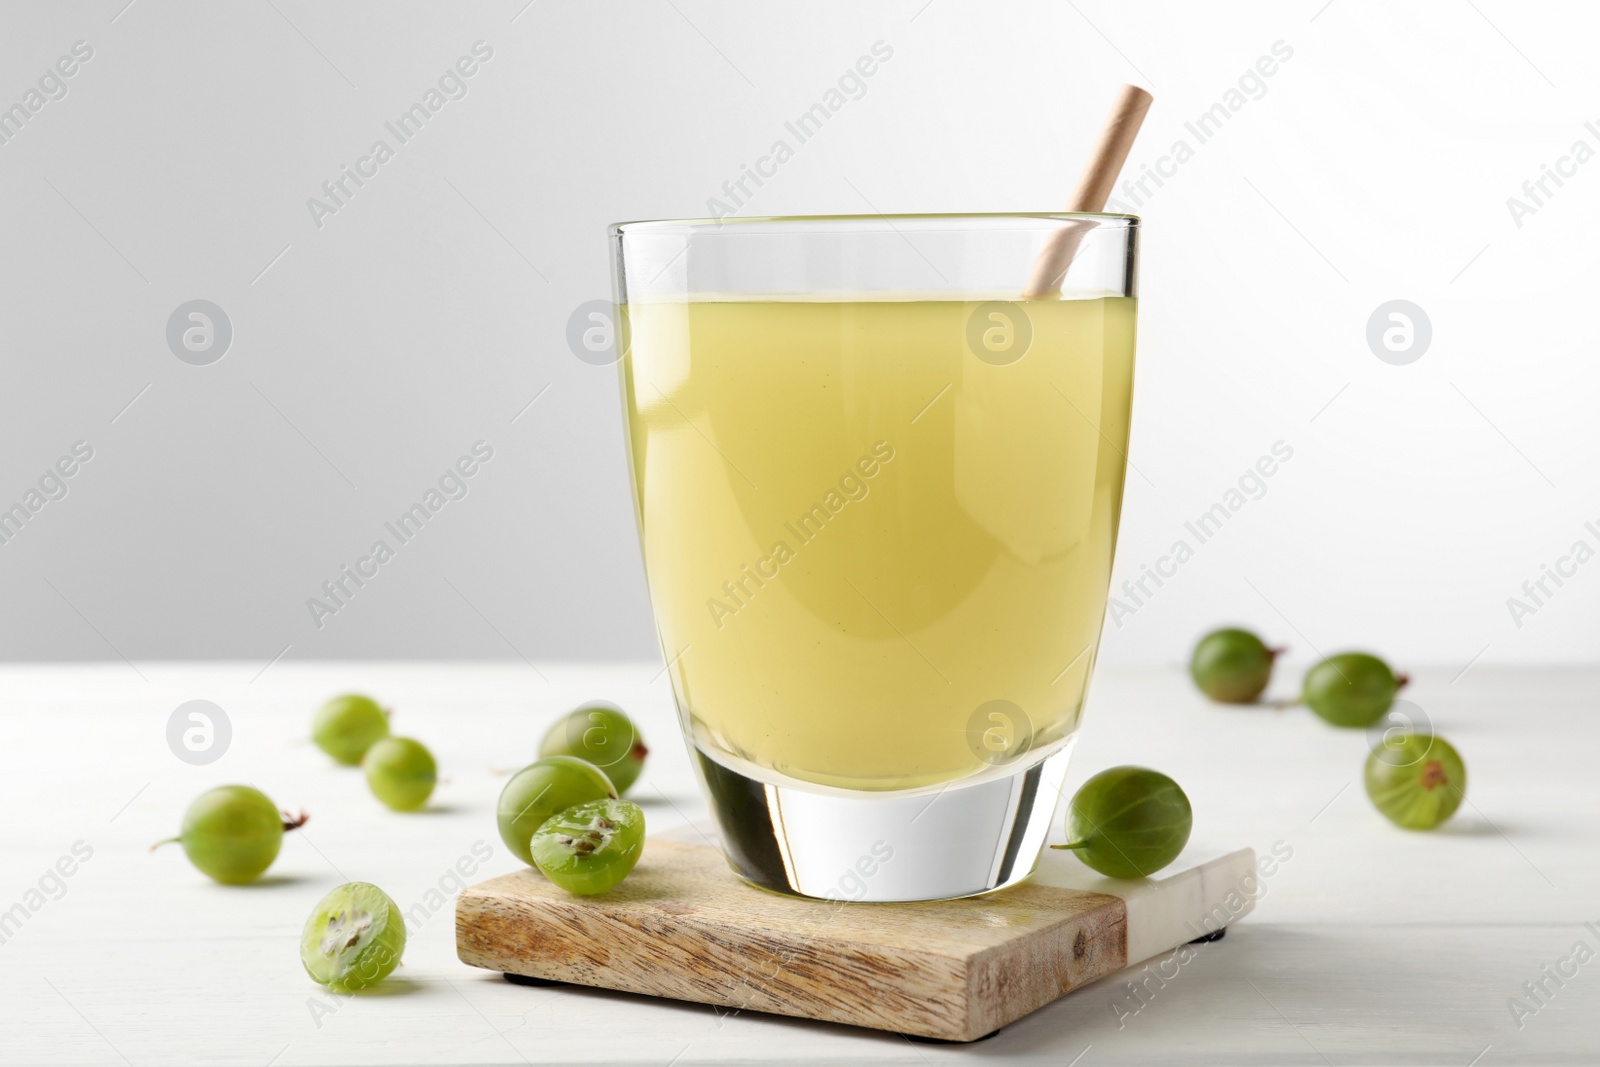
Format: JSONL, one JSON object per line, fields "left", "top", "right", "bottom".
{"left": 693, "top": 744, "right": 1072, "bottom": 902}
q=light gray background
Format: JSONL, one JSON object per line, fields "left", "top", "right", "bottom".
{"left": 1, "top": 0, "right": 1595, "bottom": 669}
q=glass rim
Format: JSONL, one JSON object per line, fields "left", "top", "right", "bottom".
{"left": 609, "top": 212, "right": 1140, "bottom": 236}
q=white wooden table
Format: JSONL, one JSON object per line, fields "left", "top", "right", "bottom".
{"left": 1, "top": 662, "right": 1593, "bottom": 1065}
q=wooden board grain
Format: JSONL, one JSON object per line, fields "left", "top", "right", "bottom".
{"left": 457, "top": 838, "right": 1129, "bottom": 1041}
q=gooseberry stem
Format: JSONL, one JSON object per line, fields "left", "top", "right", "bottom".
{"left": 1395, "top": 673, "right": 1411, "bottom": 691}
{"left": 282, "top": 810, "right": 310, "bottom": 833}
{"left": 631, "top": 741, "right": 649, "bottom": 759}
{"left": 1050, "top": 841, "right": 1090, "bottom": 851}
{"left": 149, "top": 836, "right": 180, "bottom": 852}
{"left": 1268, "top": 646, "right": 1287, "bottom": 659}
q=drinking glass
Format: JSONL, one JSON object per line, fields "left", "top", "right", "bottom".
{"left": 611, "top": 214, "right": 1138, "bottom": 901}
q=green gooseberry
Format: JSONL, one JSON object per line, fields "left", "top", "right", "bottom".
{"left": 1365, "top": 732, "right": 1466, "bottom": 830}
{"left": 363, "top": 737, "right": 437, "bottom": 812}
{"left": 300, "top": 881, "right": 406, "bottom": 993}
{"left": 538, "top": 702, "right": 648, "bottom": 795}
{"left": 530, "top": 798, "right": 645, "bottom": 895}
{"left": 496, "top": 756, "right": 616, "bottom": 867}
{"left": 1190, "top": 628, "right": 1280, "bottom": 704}
{"left": 1052, "top": 766, "right": 1192, "bottom": 879}
{"left": 154, "top": 785, "right": 307, "bottom": 884}
{"left": 1303, "top": 653, "right": 1407, "bottom": 728}
{"left": 313, "top": 694, "right": 390, "bottom": 765}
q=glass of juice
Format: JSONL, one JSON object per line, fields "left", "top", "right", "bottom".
{"left": 611, "top": 214, "right": 1138, "bottom": 901}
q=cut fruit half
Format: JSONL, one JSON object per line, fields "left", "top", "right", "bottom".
{"left": 300, "top": 881, "right": 406, "bottom": 992}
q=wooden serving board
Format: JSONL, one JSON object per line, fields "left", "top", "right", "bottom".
{"left": 457, "top": 837, "right": 1258, "bottom": 1042}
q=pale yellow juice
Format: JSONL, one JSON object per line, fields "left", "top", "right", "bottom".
{"left": 621, "top": 296, "right": 1135, "bottom": 791}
